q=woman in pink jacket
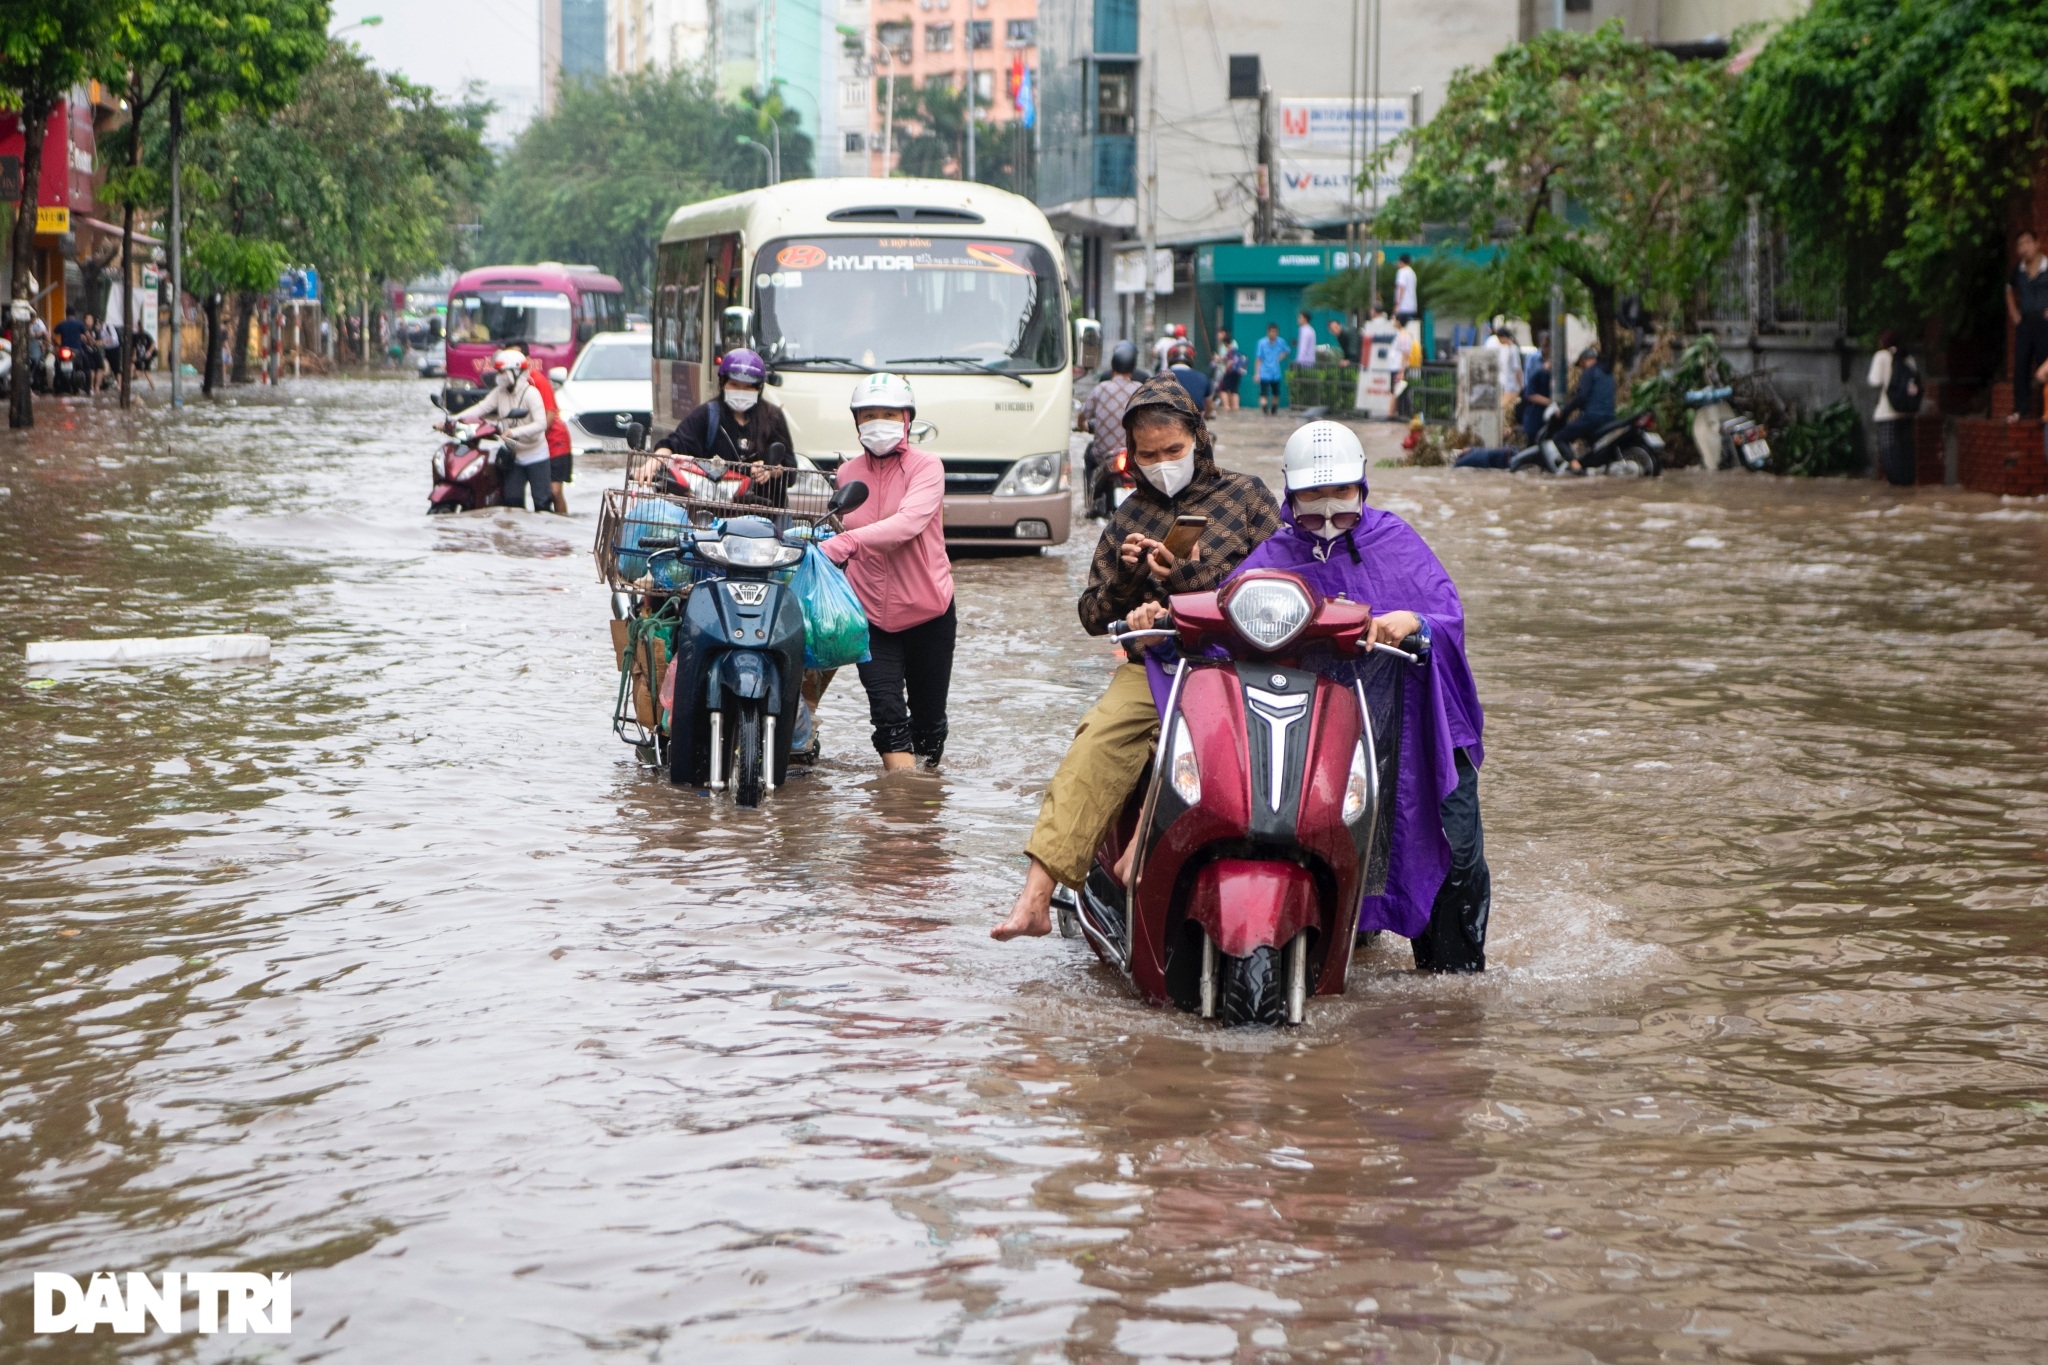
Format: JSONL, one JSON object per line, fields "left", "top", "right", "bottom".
{"left": 820, "top": 374, "right": 956, "bottom": 771}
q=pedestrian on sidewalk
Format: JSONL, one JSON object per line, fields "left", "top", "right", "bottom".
{"left": 2007, "top": 229, "right": 2048, "bottom": 421}
{"left": 1394, "top": 255, "right": 1419, "bottom": 325}
{"left": 1255, "top": 323, "right": 1288, "bottom": 416}
{"left": 1867, "top": 330, "right": 1919, "bottom": 485}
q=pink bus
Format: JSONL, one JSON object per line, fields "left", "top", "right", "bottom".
{"left": 442, "top": 263, "right": 627, "bottom": 405}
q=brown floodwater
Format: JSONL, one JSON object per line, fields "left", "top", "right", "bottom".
{"left": 3, "top": 384, "right": 2046, "bottom": 1362}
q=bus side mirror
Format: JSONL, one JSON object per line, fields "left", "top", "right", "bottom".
{"left": 1073, "top": 318, "right": 1102, "bottom": 374}
{"left": 720, "top": 306, "right": 753, "bottom": 348}
{"left": 626, "top": 422, "right": 647, "bottom": 451}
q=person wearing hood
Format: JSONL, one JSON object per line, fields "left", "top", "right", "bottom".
{"left": 446, "top": 347, "right": 554, "bottom": 511}
{"left": 1228, "top": 420, "right": 1491, "bottom": 971}
{"left": 819, "top": 373, "right": 955, "bottom": 772}
{"left": 993, "top": 374, "right": 1281, "bottom": 940}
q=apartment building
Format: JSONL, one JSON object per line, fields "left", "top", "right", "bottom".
{"left": 855, "top": 0, "right": 1038, "bottom": 177}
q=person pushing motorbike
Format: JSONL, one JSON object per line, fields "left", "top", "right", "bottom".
{"left": 1225, "top": 421, "right": 1490, "bottom": 971}
{"left": 992, "top": 374, "right": 1281, "bottom": 940}
{"left": 445, "top": 347, "right": 553, "bottom": 511}
{"left": 638, "top": 348, "right": 798, "bottom": 506}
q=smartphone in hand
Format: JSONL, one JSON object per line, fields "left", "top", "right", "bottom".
{"left": 1160, "top": 515, "right": 1208, "bottom": 562}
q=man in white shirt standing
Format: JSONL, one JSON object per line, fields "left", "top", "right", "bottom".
{"left": 1394, "top": 254, "right": 1419, "bottom": 324}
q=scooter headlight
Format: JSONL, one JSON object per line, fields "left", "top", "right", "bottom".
{"left": 1343, "top": 740, "right": 1371, "bottom": 824}
{"left": 709, "top": 535, "right": 802, "bottom": 569}
{"left": 1167, "top": 714, "right": 1201, "bottom": 805}
{"left": 1225, "top": 578, "right": 1313, "bottom": 652}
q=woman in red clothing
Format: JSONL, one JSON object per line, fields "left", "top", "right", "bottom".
{"left": 820, "top": 374, "right": 956, "bottom": 772}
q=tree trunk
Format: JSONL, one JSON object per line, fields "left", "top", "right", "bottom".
{"left": 8, "top": 91, "right": 55, "bottom": 431}
{"left": 1585, "top": 277, "right": 1618, "bottom": 371}
{"left": 231, "top": 291, "right": 255, "bottom": 384}
{"left": 202, "top": 292, "right": 224, "bottom": 397}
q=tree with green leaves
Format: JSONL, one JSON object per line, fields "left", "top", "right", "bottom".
{"left": 887, "top": 79, "right": 1032, "bottom": 196}
{"left": 1734, "top": 0, "right": 2048, "bottom": 343}
{"left": 481, "top": 71, "right": 807, "bottom": 304}
{"left": 2, "top": 0, "right": 120, "bottom": 429}
{"left": 1372, "top": 22, "right": 1736, "bottom": 361}
{"left": 97, "top": 0, "right": 330, "bottom": 405}
{"left": 167, "top": 40, "right": 489, "bottom": 389}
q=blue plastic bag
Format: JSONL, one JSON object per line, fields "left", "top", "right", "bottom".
{"left": 792, "top": 542, "right": 871, "bottom": 670}
{"left": 617, "top": 497, "right": 694, "bottom": 587}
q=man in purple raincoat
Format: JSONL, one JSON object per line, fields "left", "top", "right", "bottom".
{"left": 1226, "top": 420, "right": 1491, "bottom": 971}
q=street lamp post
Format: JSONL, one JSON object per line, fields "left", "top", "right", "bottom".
{"left": 737, "top": 136, "right": 775, "bottom": 187}
{"left": 331, "top": 14, "right": 383, "bottom": 39}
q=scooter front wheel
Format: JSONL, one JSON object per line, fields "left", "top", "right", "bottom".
{"left": 731, "top": 702, "right": 766, "bottom": 808}
{"left": 1219, "top": 945, "right": 1285, "bottom": 1027}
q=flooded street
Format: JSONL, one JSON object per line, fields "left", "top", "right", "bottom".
{"left": 4, "top": 379, "right": 2047, "bottom": 1362}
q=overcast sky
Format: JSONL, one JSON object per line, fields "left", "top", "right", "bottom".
{"left": 337, "top": 1, "right": 546, "bottom": 146}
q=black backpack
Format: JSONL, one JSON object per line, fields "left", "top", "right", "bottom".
{"left": 1885, "top": 351, "right": 1922, "bottom": 414}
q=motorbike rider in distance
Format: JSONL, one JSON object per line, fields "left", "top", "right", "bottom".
{"left": 637, "top": 348, "right": 798, "bottom": 506}
{"left": 1547, "top": 346, "right": 1616, "bottom": 474}
{"left": 993, "top": 374, "right": 1282, "bottom": 941}
{"left": 1227, "top": 420, "right": 1491, "bottom": 971}
{"left": 445, "top": 347, "right": 554, "bottom": 511}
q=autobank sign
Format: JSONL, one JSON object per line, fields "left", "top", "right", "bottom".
{"left": 22, "top": 1272, "right": 291, "bottom": 1336}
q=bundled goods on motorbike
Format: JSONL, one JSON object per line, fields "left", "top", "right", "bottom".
{"left": 611, "top": 494, "right": 698, "bottom": 589}
{"left": 790, "top": 543, "right": 871, "bottom": 671}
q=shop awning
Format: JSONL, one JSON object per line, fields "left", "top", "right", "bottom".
{"left": 77, "top": 215, "right": 163, "bottom": 247}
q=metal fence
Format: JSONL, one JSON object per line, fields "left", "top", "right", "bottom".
{"left": 1702, "top": 197, "right": 1841, "bottom": 334}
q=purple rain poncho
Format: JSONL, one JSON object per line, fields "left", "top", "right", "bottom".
{"left": 1144, "top": 497, "right": 1484, "bottom": 939}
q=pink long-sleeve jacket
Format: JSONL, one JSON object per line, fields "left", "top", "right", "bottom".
{"left": 820, "top": 444, "right": 954, "bottom": 633}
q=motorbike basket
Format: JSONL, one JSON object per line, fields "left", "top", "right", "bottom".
{"left": 595, "top": 482, "right": 839, "bottom": 594}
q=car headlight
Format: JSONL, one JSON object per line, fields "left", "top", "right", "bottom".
{"left": 1342, "top": 740, "right": 1371, "bottom": 823}
{"left": 993, "top": 452, "right": 1064, "bottom": 497}
{"left": 712, "top": 535, "right": 803, "bottom": 569}
{"left": 1225, "top": 577, "right": 1313, "bottom": 651}
{"left": 1167, "top": 714, "right": 1200, "bottom": 804}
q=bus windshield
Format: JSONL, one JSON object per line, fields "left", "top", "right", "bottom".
{"left": 447, "top": 290, "right": 573, "bottom": 346}
{"left": 754, "top": 236, "right": 1064, "bottom": 372}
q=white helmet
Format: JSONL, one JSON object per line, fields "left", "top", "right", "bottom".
{"left": 1281, "top": 420, "right": 1367, "bottom": 492}
{"left": 848, "top": 371, "right": 916, "bottom": 415}
{"left": 491, "top": 347, "right": 526, "bottom": 373}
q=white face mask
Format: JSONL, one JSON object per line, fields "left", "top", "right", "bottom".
{"left": 723, "top": 386, "right": 759, "bottom": 412}
{"left": 496, "top": 366, "right": 518, "bottom": 388}
{"left": 1295, "top": 492, "right": 1362, "bottom": 540}
{"left": 1141, "top": 451, "right": 1195, "bottom": 497}
{"left": 857, "top": 419, "right": 906, "bottom": 455}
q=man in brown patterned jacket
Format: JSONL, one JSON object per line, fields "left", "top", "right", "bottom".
{"left": 994, "top": 374, "right": 1282, "bottom": 939}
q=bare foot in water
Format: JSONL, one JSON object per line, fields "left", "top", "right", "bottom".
{"left": 992, "top": 858, "right": 1056, "bottom": 940}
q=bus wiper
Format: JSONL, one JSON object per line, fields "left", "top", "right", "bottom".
{"left": 887, "top": 355, "right": 1034, "bottom": 388}
{"left": 776, "top": 355, "right": 879, "bottom": 372}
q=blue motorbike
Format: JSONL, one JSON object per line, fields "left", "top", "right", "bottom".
{"left": 642, "top": 483, "right": 868, "bottom": 807}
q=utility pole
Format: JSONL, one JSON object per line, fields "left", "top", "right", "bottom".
{"left": 1142, "top": 57, "right": 1158, "bottom": 342}
{"left": 1365, "top": 0, "right": 1381, "bottom": 311}
{"left": 1549, "top": 0, "right": 1566, "bottom": 384}
{"left": 880, "top": 43, "right": 895, "bottom": 176}
{"left": 169, "top": 89, "right": 184, "bottom": 410}
{"left": 1255, "top": 83, "right": 1274, "bottom": 244}
{"left": 1347, "top": 0, "right": 1362, "bottom": 325}
{"left": 964, "top": 28, "right": 976, "bottom": 182}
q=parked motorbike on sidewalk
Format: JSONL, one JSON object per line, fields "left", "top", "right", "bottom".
{"left": 641, "top": 482, "right": 868, "bottom": 808}
{"left": 426, "top": 394, "right": 523, "bottom": 513}
{"left": 1051, "top": 570, "right": 1418, "bottom": 1026}
{"left": 1507, "top": 407, "right": 1663, "bottom": 477}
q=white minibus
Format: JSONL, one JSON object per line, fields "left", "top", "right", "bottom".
{"left": 652, "top": 178, "right": 1092, "bottom": 547}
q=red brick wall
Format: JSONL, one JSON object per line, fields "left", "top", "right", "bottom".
{"left": 1913, "top": 413, "right": 1946, "bottom": 485}
{"left": 1955, "top": 417, "right": 2048, "bottom": 496}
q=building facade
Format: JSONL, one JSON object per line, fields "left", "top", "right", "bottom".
{"left": 855, "top": 0, "right": 1039, "bottom": 177}
{"left": 1034, "top": 0, "right": 1521, "bottom": 352}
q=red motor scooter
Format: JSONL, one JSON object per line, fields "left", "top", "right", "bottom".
{"left": 427, "top": 417, "right": 509, "bottom": 512}
{"left": 1052, "top": 569, "right": 1417, "bottom": 1026}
